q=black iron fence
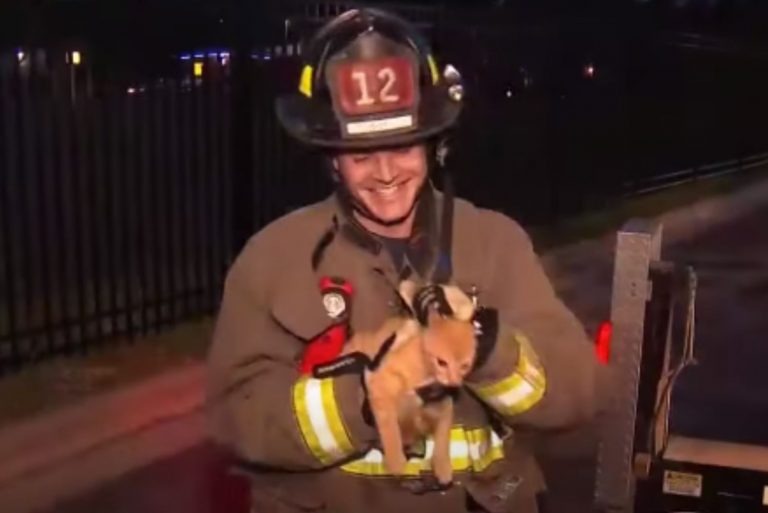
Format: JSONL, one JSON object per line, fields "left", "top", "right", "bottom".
{"left": 3, "top": 7, "right": 768, "bottom": 373}
{"left": 0, "top": 47, "right": 325, "bottom": 373}
{"left": 0, "top": 63, "right": 219, "bottom": 371}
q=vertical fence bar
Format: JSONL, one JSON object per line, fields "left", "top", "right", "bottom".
{"left": 144, "top": 85, "right": 161, "bottom": 331}
{"left": 152, "top": 82, "right": 170, "bottom": 327}
{"left": 180, "top": 82, "right": 194, "bottom": 316}
{"left": 205, "top": 70, "right": 220, "bottom": 312}
{"left": 17, "top": 65, "right": 40, "bottom": 362}
{"left": 193, "top": 78, "right": 207, "bottom": 314}
{"left": 136, "top": 89, "right": 151, "bottom": 335}
{"left": 250, "top": 63, "right": 265, "bottom": 231}
{"left": 36, "top": 86, "right": 59, "bottom": 357}
{"left": 122, "top": 90, "right": 138, "bottom": 339}
{"left": 212, "top": 72, "right": 226, "bottom": 307}
{"left": 269, "top": 63, "right": 285, "bottom": 217}
{"left": 46, "top": 89, "right": 67, "bottom": 354}
{"left": 71, "top": 84, "right": 94, "bottom": 351}
{"left": 101, "top": 89, "right": 120, "bottom": 339}
{"left": 78, "top": 91, "right": 99, "bottom": 346}
{"left": 108, "top": 88, "right": 128, "bottom": 338}
{"left": 53, "top": 73, "right": 76, "bottom": 355}
{"left": 86, "top": 95, "right": 107, "bottom": 344}
{"left": 0, "top": 69, "right": 19, "bottom": 371}
{"left": 231, "top": 48, "right": 255, "bottom": 257}
{"left": 0, "top": 71, "right": 7, "bottom": 364}
{"left": 166, "top": 80, "right": 181, "bottom": 323}
{"left": 260, "top": 65, "right": 272, "bottom": 226}
{"left": 220, "top": 72, "right": 233, "bottom": 274}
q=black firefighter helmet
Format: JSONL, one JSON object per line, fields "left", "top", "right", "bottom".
{"left": 276, "top": 8, "right": 464, "bottom": 151}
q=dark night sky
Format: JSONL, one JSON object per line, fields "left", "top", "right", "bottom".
{"left": 3, "top": 0, "right": 768, "bottom": 51}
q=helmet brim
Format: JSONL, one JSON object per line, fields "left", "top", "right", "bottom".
{"left": 275, "top": 88, "right": 461, "bottom": 150}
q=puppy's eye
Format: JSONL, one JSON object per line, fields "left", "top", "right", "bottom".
{"left": 436, "top": 358, "right": 448, "bottom": 368}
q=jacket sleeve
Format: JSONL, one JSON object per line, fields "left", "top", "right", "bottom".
{"left": 205, "top": 239, "right": 378, "bottom": 471}
{"left": 466, "top": 212, "right": 603, "bottom": 430}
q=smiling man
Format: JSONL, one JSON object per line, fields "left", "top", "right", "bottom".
{"left": 207, "top": 8, "right": 606, "bottom": 513}
{"left": 334, "top": 145, "right": 427, "bottom": 237}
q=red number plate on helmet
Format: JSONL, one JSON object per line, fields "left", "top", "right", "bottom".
{"left": 333, "top": 56, "right": 416, "bottom": 116}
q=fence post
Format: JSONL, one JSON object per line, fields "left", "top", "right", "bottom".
{"left": 230, "top": 1, "right": 257, "bottom": 261}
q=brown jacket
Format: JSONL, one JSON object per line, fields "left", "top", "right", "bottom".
{"left": 206, "top": 187, "right": 601, "bottom": 513}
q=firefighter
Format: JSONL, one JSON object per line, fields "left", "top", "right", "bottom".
{"left": 207, "top": 8, "right": 603, "bottom": 513}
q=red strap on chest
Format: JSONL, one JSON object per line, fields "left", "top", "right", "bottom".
{"left": 298, "top": 277, "right": 354, "bottom": 376}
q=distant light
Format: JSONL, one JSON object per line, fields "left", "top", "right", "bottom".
{"left": 506, "top": 90, "right": 513, "bottom": 98}
{"left": 72, "top": 51, "right": 81, "bottom": 65}
{"left": 180, "top": 54, "right": 191, "bottom": 61}
{"left": 221, "top": 56, "right": 229, "bottom": 66}
{"left": 193, "top": 62, "right": 204, "bottom": 77}
{"left": 220, "top": 51, "right": 230, "bottom": 58}
{"left": 208, "top": 52, "right": 218, "bottom": 58}
{"left": 250, "top": 53, "right": 258, "bottom": 60}
{"left": 127, "top": 87, "right": 136, "bottom": 95}
{"left": 584, "top": 64, "right": 595, "bottom": 78}
{"left": 16, "top": 50, "right": 24, "bottom": 62}
{"left": 193, "top": 53, "right": 204, "bottom": 59}
{"left": 219, "top": 18, "right": 224, "bottom": 24}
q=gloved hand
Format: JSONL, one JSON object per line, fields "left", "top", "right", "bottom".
{"left": 412, "top": 284, "right": 453, "bottom": 325}
{"left": 411, "top": 283, "right": 499, "bottom": 371}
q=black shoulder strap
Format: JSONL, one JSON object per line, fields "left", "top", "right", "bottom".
{"left": 369, "top": 333, "right": 397, "bottom": 371}
{"left": 311, "top": 216, "right": 340, "bottom": 271}
{"left": 431, "top": 171, "right": 454, "bottom": 284}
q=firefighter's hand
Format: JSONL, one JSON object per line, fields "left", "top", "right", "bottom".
{"left": 412, "top": 284, "right": 476, "bottom": 324}
{"left": 412, "top": 285, "right": 452, "bottom": 325}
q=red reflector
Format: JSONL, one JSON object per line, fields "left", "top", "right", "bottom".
{"left": 595, "top": 320, "right": 612, "bottom": 364}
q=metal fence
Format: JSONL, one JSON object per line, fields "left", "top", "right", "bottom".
{"left": 2, "top": 9, "right": 768, "bottom": 373}
{"left": 0, "top": 48, "right": 323, "bottom": 373}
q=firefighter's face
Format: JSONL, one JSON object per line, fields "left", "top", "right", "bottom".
{"left": 334, "top": 144, "right": 428, "bottom": 235}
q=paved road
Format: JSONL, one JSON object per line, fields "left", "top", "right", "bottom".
{"left": 34, "top": 203, "right": 768, "bottom": 513}
{"left": 665, "top": 203, "right": 768, "bottom": 447}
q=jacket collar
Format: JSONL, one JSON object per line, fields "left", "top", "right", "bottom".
{"left": 332, "top": 183, "right": 440, "bottom": 279}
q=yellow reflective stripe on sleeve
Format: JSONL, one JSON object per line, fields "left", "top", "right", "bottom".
{"left": 320, "top": 377, "right": 355, "bottom": 456}
{"left": 292, "top": 376, "right": 354, "bottom": 465}
{"left": 471, "top": 333, "right": 546, "bottom": 416}
{"left": 340, "top": 426, "right": 503, "bottom": 476}
{"left": 299, "top": 65, "right": 313, "bottom": 97}
{"left": 466, "top": 427, "right": 505, "bottom": 473}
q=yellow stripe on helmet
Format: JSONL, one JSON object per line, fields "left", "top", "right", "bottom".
{"left": 427, "top": 55, "right": 440, "bottom": 85}
{"left": 299, "top": 65, "right": 314, "bottom": 98}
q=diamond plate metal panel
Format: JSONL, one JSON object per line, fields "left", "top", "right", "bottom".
{"left": 594, "top": 219, "right": 663, "bottom": 512}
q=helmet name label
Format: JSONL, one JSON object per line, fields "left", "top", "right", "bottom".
{"left": 346, "top": 114, "right": 414, "bottom": 135}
